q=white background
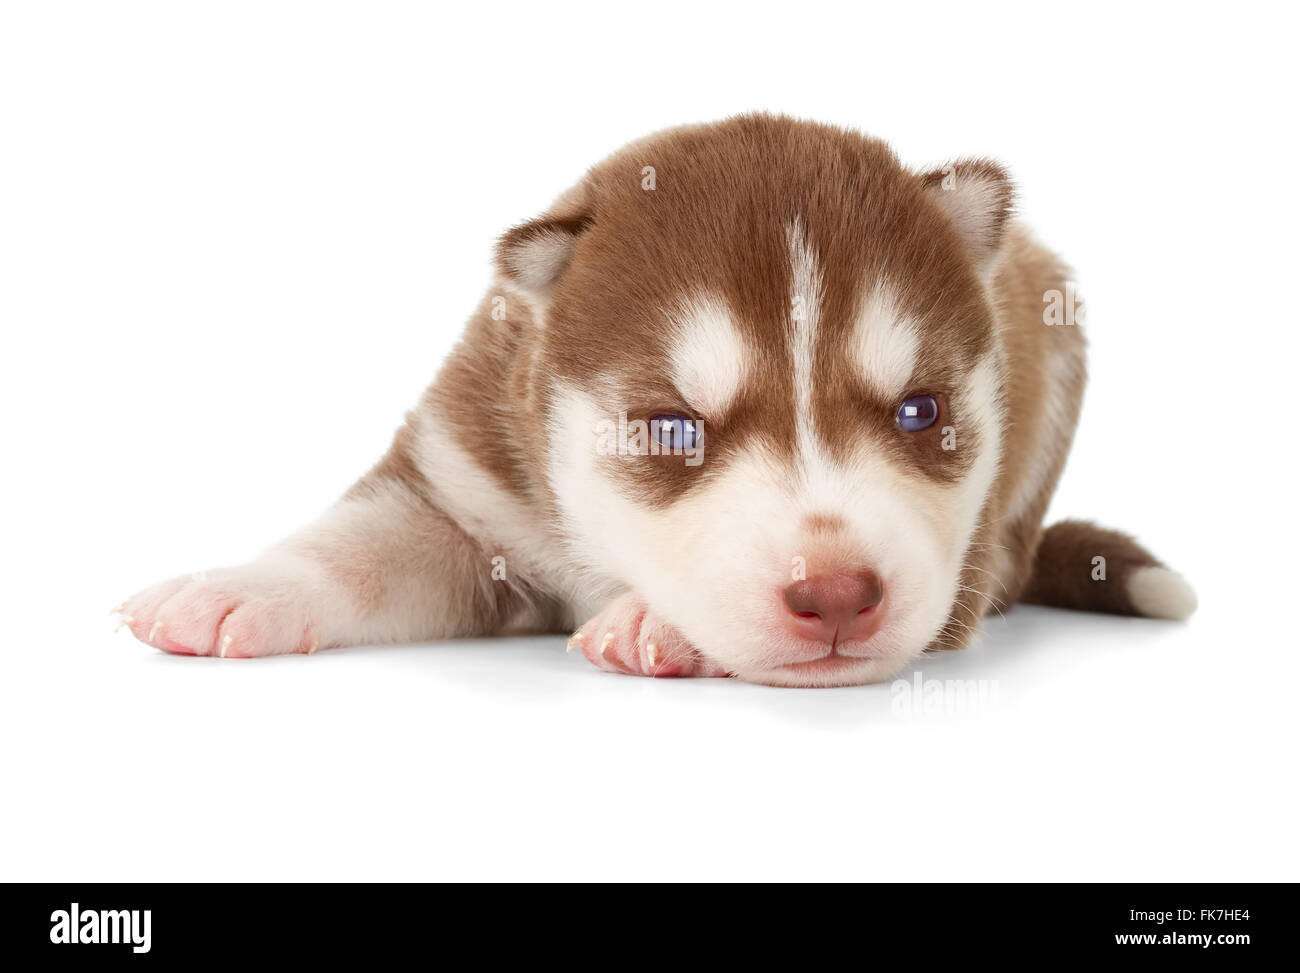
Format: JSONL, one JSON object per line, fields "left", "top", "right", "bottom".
{"left": 2, "top": 2, "right": 1296, "bottom": 881}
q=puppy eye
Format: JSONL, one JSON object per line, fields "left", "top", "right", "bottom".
{"left": 650, "top": 414, "right": 701, "bottom": 450}
{"left": 896, "top": 394, "right": 939, "bottom": 432}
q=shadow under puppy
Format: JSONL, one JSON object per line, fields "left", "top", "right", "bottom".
{"left": 119, "top": 114, "right": 1195, "bottom": 687}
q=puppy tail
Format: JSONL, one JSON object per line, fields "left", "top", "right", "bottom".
{"left": 1019, "top": 520, "right": 1197, "bottom": 620}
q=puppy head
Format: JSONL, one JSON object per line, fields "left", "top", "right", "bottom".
{"left": 500, "top": 116, "right": 1011, "bottom": 686}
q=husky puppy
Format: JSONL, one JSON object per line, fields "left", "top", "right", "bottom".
{"left": 119, "top": 115, "right": 1195, "bottom": 687}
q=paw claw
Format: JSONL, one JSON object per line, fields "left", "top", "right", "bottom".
{"left": 573, "top": 594, "right": 718, "bottom": 679}
{"left": 120, "top": 569, "right": 319, "bottom": 658}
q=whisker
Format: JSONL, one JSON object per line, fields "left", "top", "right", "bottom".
{"left": 963, "top": 563, "right": 1011, "bottom": 597}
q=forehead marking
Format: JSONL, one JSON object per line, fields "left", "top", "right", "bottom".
{"left": 668, "top": 294, "right": 747, "bottom": 416}
{"left": 852, "top": 283, "right": 921, "bottom": 398}
{"left": 787, "top": 219, "right": 824, "bottom": 462}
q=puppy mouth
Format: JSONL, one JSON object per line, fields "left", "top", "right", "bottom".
{"left": 749, "top": 648, "right": 897, "bottom": 688}
{"left": 774, "top": 651, "right": 884, "bottom": 674}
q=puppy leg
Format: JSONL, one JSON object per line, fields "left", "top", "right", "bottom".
{"left": 571, "top": 593, "right": 730, "bottom": 678}
{"left": 120, "top": 432, "right": 524, "bottom": 658}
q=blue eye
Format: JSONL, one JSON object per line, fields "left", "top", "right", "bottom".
{"left": 896, "top": 394, "right": 939, "bottom": 432}
{"left": 651, "top": 414, "right": 701, "bottom": 450}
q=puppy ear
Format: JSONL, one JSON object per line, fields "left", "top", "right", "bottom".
{"left": 919, "top": 159, "right": 1014, "bottom": 269}
{"left": 495, "top": 214, "right": 594, "bottom": 297}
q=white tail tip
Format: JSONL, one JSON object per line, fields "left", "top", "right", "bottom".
{"left": 1128, "top": 566, "right": 1198, "bottom": 621}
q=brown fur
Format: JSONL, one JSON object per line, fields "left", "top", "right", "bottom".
{"left": 122, "top": 114, "right": 1193, "bottom": 675}
{"left": 1021, "top": 520, "right": 1161, "bottom": 615}
{"left": 934, "top": 224, "right": 1091, "bottom": 647}
{"left": 491, "top": 117, "right": 999, "bottom": 512}
{"left": 324, "top": 114, "right": 1178, "bottom": 653}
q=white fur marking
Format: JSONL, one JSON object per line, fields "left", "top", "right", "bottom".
{"left": 1127, "top": 566, "right": 1197, "bottom": 620}
{"left": 668, "top": 295, "right": 747, "bottom": 415}
{"left": 546, "top": 384, "right": 960, "bottom": 683}
{"left": 852, "top": 284, "right": 921, "bottom": 397}
{"left": 786, "top": 220, "right": 823, "bottom": 461}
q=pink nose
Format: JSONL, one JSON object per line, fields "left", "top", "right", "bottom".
{"left": 782, "top": 571, "right": 884, "bottom": 644}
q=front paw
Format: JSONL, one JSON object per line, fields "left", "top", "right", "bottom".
{"left": 116, "top": 561, "right": 322, "bottom": 659}
{"left": 569, "top": 593, "right": 728, "bottom": 678}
